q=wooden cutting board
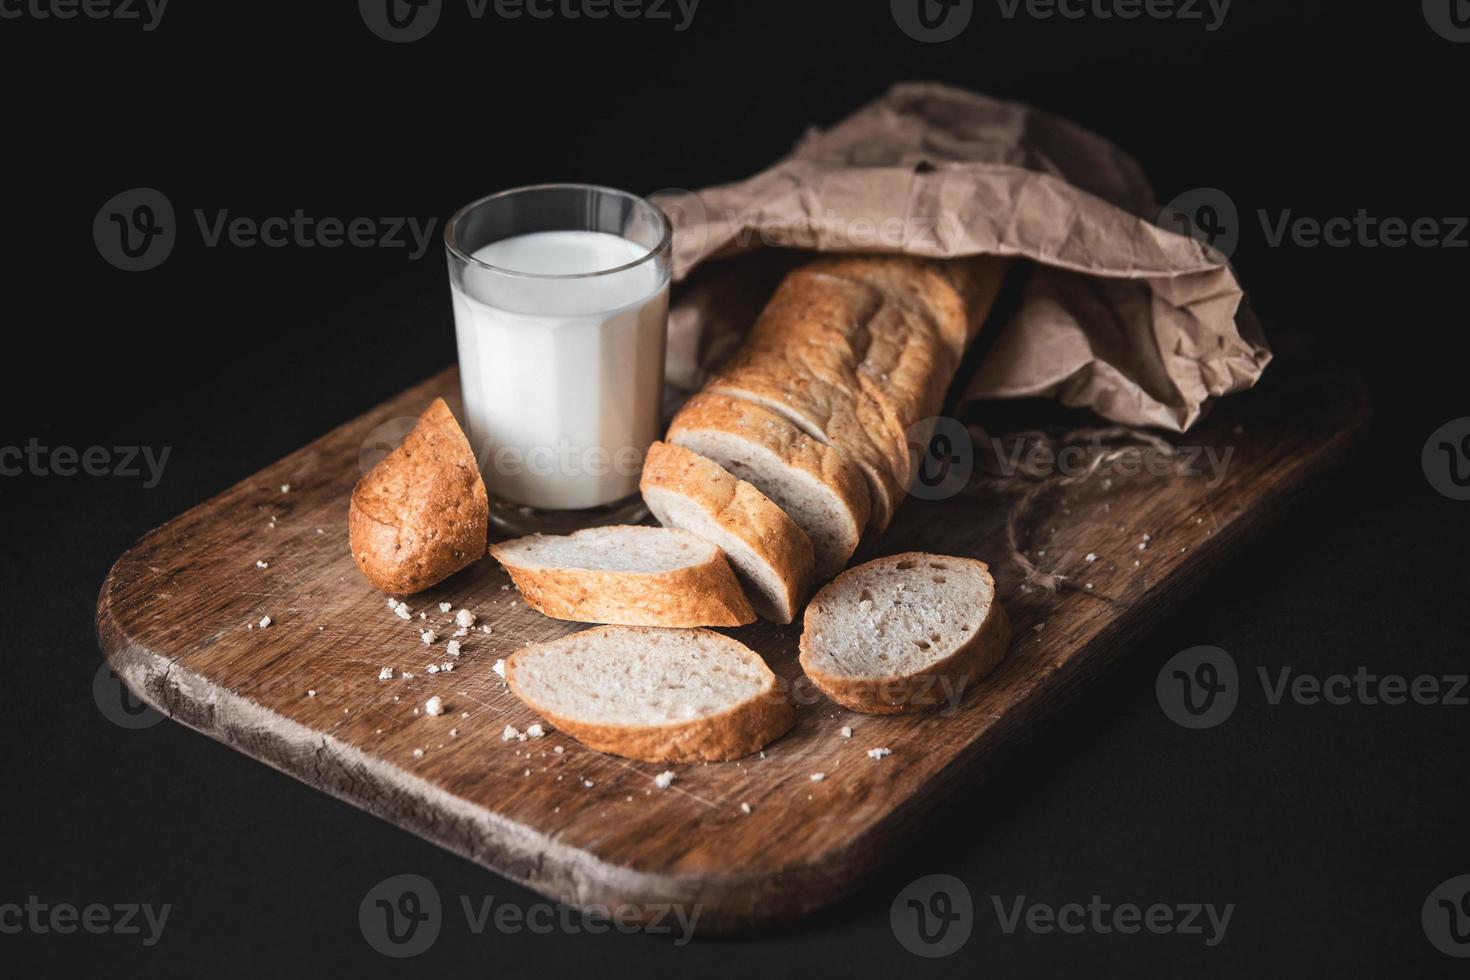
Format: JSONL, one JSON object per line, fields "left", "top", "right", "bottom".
{"left": 95, "top": 358, "right": 1367, "bottom": 933}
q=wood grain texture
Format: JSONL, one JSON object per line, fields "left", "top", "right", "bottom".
{"left": 95, "top": 360, "right": 1368, "bottom": 933}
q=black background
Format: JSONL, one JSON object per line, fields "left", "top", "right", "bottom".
{"left": 3, "top": 0, "right": 1468, "bottom": 975}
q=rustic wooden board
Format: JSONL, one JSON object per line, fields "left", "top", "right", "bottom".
{"left": 96, "top": 359, "right": 1366, "bottom": 933}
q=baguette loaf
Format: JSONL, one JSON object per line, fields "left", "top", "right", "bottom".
{"left": 639, "top": 441, "right": 814, "bottom": 624}
{"left": 706, "top": 255, "right": 1008, "bottom": 533}
{"left": 799, "top": 552, "right": 1010, "bottom": 714}
{"left": 489, "top": 525, "right": 756, "bottom": 627}
{"left": 667, "top": 392, "right": 870, "bottom": 578}
{"left": 506, "top": 626, "right": 794, "bottom": 762}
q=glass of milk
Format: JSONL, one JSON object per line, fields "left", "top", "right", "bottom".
{"left": 445, "top": 184, "right": 671, "bottom": 535}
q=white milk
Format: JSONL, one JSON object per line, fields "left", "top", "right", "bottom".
{"left": 452, "top": 230, "right": 668, "bottom": 510}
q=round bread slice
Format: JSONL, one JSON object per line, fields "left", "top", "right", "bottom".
{"left": 349, "top": 397, "right": 489, "bottom": 595}
{"left": 506, "top": 626, "right": 795, "bottom": 762}
{"left": 799, "top": 552, "right": 1010, "bottom": 714}
{"left": 639, "top": 441, "right": 815, "bottom": 624}
{"left": 667, "top": 392, "right": 870, "bottom": 579}
{"left": 489, "top": 525, "right": 755, "bottom": 627}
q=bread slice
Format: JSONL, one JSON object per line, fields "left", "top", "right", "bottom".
{"left": 349, "top": 398, "right": 489, "bottom": 594}
{"left": 705, "top": 268, "right": 906, "bottom": 530}
{"left": 799, "top": 552, "right": 1010, "bottom": 714}
{"left": 667, "top": 392, "right": 870, "bottom": 578}
{"left": 489, "top": 525, "right": 756, "bottom": 627}
{"left": 506, "top": 626, "right": 794, "bottom": 762}
{"left": 639, "top": 441, "right": 815, "bottom": 624}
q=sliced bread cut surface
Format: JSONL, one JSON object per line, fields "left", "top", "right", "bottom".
{"left": 489, "top": 525, "right": 755, "bottom": 627}
{"left": 639, "top": 441, "right": 815, "bottom": 624}
{"left": 349, "top": 397, "right": 489, "bottom": 595}
{"left": 506, "top": 626, "right": 794, "bottom": 762}
{"left": 799, "top": 552, "right": 1010, "bottom": 714}
{"left": 667, "top": 392, "right": 870, "bottom": 579}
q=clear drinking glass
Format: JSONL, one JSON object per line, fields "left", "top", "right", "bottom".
{"left": 445, "top": 185, "right": 671, "bottom": 535}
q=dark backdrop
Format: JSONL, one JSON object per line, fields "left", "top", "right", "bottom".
{"left": 3, "top": 1, "right": 1467, "bottom": 976}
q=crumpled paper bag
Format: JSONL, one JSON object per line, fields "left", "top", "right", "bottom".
{"left": 655, "top": 81, "right": 1270, "bottom": 432}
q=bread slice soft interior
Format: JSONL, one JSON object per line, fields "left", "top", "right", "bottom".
{"left": 506, "top": 626, "right": 794, "bottom": 762}
{"left": 667, "top": 392, "right": 869, "bottom": 579}
{"left": 489, "top": 525, "right": 755, "bottom": 627}
{"left": 799, "top": 552, "right": 1010, "bottom": 714}
{"left": 639, "top": 441, "right": 814, "bottom": 624}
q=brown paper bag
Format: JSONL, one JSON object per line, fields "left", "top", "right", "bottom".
{"left": 656, "top": 82, "right": 1270, "bottom": 432}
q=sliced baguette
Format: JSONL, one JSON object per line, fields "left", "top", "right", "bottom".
{"left": 799, "top": 552, "right": 1010, "bottom": 714}
{"left": 667, "top": 392, "right": 870, "bottom": 578}
{"left": 639, "top": 441, "right": 814, "bottom": 624}
{"left": 349, "top": 397, "right": 489, "bottom": 595}
{"left": 506, "top": 626, "right": 794, "bottom": 762}
{"left": 489, "top": 525, "right": 755, "bottom": 627}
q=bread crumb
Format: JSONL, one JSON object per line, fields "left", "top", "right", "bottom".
{"left": 1084, "top": 553, "right": 1097, "bottom": 563}
{"left": 439, "top": 662, "right": 454, "bottom": 673}
{"left": 451, "top": 627, "right": 469, "bottom": 638}
{"left": 306, "top": 689, "right": 316, "bottom": 697}
{"left": 740, "top": 802, "right": 752, "bottom": 814}
{"left": 401, "top": 671, "right": 414, "bottom": 680}
{"left": 526, "top": 723, "right": 545, "bottom": 738}
{"left": 419, "top": 611, "right": 427, "bottom": 620}
{"left": 258, "top": 615, "right": 272, "bottom": 628}
{"left": 449, "top": 727, "right": 459, "bottom": 737}
{"left": 411, "top": 747, "right": 424, "bottom": 758}
{"left": 583, "top": 779, "right": 594, "bottom": 788}
{"left": 387, "top": 596, "right": 399, "bottom": 608}
{"left": 393, "top": 602, "right": 412, "bottom": 621}
{"left": 481, "top": 624, "right": 493, "bottom": 635}
{"left": 839, "top": 726, "right": 853, "bottom": 738}
{"left": 454, "top": 609, "right": 476, "bottom": 628}
{"left": 653, "top": 771, "right": 675, "bottom": 789}
{"left": 438, "top": 602, "right": 451, "bottom": 613}
{"left": 280, "top": 484, "right": 290, "bottom": 493}
{"left": 256, "top": 560, "right": 269, "bottom": 569}
{"left": 553, "top": 746, "right": 564, "bottom": 754}
{"left": 1086, "top": 583, "right": 1094, "bottom": 590}
{"left": 420, "top": 629, "right": 437, "bottom": 645}
{"left": 445, "top": 640, "right": 461, "bottom": 657}
{"left": 493, "top": 659, "right": 506, "bottom": 679}
{"left": 867, "top": 747, "right": 891, "bottom": 760}
{"left": 502, "top": 724, "right": 522, "bottom": 742}
{"left": 810, "top": 772, "right": 826, "bottom": 782}
{"left": 426, "top": 664, "right": 439, "bottom": 674}
{"left": 425, "top": 695, "right": 444, "bottom": 716}
{"left": 1033, "top": 622, "right": 1045, "bottom": 632}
